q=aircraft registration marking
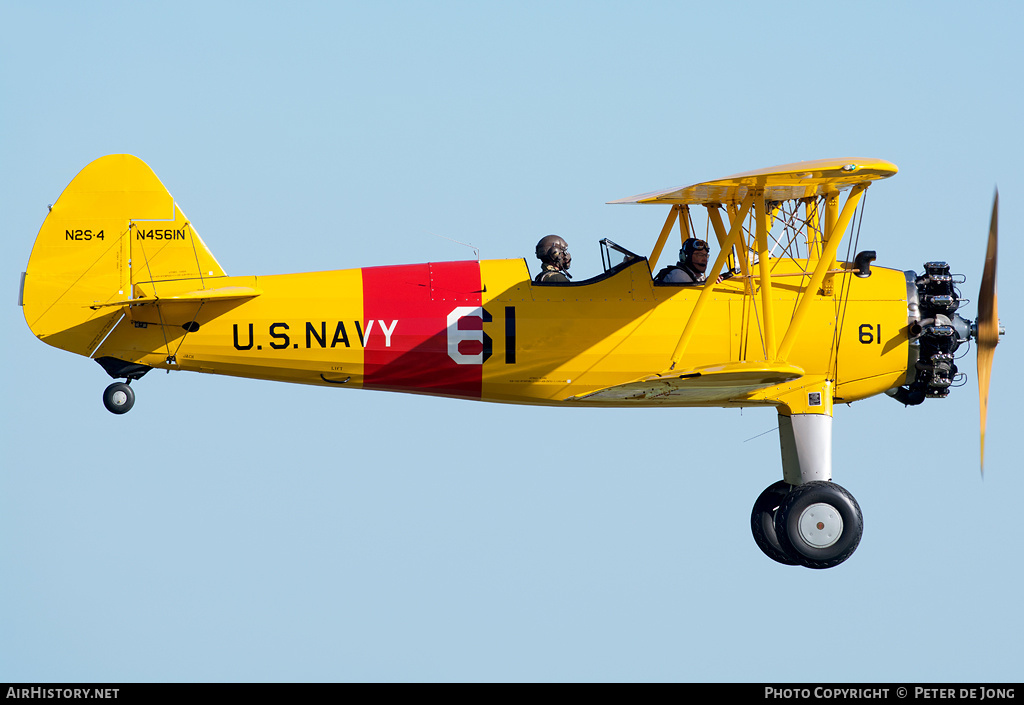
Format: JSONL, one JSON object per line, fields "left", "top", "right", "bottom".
{"left": 135, "top": 228, "right": 187, "bottom": 240}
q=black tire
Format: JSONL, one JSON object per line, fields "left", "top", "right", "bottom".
{"left": 774, "top": 481, "right": 863, "bottom": 569}
{"left": 751, "top": 481, "right": 800, "bottom": 566}
{"left": 102, "top": 382, "right": 135, "bottom": 415}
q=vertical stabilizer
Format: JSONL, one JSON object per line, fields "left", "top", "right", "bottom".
{"left": 22, "top": 154, "right": 225, "bottom": 357}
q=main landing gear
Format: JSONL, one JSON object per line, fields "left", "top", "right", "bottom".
{"left": 750, "top": 410, "right": 864, "bottom": 569}
{"left": 751, "top": 479, "right": 863, "bottom": 569}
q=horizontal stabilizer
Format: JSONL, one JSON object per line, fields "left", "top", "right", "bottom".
{"left": 567, "top": 361, "right": 804, "bottom": 404}
{"left": 88, "top": 285, "right": 261, "bottom": 310}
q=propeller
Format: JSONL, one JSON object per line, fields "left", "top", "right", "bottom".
{"left": 975, "top": 191, "right": 1000, "bottom": 473}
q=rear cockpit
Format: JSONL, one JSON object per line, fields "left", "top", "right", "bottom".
{"left": 532, "top": 238, "right": 645, "bottom": 287}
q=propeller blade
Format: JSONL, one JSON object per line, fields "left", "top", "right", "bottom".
{"left": 977, "top": 191, "right": 999, "bottom": 473}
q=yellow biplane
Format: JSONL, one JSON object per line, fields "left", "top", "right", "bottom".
{"left": 20, "top": 155, "right": 1003, "bottom": 568}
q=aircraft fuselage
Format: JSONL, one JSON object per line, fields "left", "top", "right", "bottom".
{"left": 85, "top": 256, "right": 912, "bottom": 410}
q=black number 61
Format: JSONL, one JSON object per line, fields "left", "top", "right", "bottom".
{"left": 858, "top": 323, "right": 881, "bottom": 344}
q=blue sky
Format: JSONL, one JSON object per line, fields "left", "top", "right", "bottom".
{"left": 2, "top": 0, "right": 1021, "bottom": 682}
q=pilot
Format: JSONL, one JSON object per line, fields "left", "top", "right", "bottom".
{"left": 656, "top": 238, "right": 719, "bottom": 284}
{"left": 534, "top": 235, "right": 572, "bottom": 283}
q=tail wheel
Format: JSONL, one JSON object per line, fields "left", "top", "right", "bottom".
{"left": 750, "top": 481, "right": 799, "bottom": 565}
{"left": 102, "top": 382, "right": 135, "bottom": 415}
{"left": 774, "top": 481, "right": 863, "bottom": 569}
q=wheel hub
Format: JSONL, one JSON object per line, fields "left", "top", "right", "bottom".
{"left": 796, "top": 502, "right": 843, "bottom": 549}
{"left": 111, "top": 390, "right": 128, "bottom": 406}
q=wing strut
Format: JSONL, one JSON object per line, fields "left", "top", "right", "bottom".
{"left": 755, "top": 191, "right": 777, "bottom": 359}
{"left": 666, "top": 182, "right": 870, "bottom": 370}
{"left": 776, "top": 183, "right": 867, "bottom": 361}
{"left": 668, "top": 193, "right": 755, "bottom": 369}
{"left": 649, "top": 205, "right": 680, "bottom": 273}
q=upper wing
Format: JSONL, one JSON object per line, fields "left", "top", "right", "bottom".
{"left": 608, "top": 158, "right": 897, "bottom": 206}
{"left": 565, "top": 361, "right": 804, "bottom": 404}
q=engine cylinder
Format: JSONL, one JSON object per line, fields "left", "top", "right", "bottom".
{"left": 889, "top": 263, "right": 971, "bottom": 404}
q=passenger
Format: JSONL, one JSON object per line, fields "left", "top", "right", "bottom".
{"left": 534, "top": 235, "right": 572, "bottom": 283}
{"left": 656, "top": 238, "right": 720, "bottom": 284}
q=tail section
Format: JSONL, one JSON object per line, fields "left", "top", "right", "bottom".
{"left": 22, "top": 154, "right": 226, "bottom": 357}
